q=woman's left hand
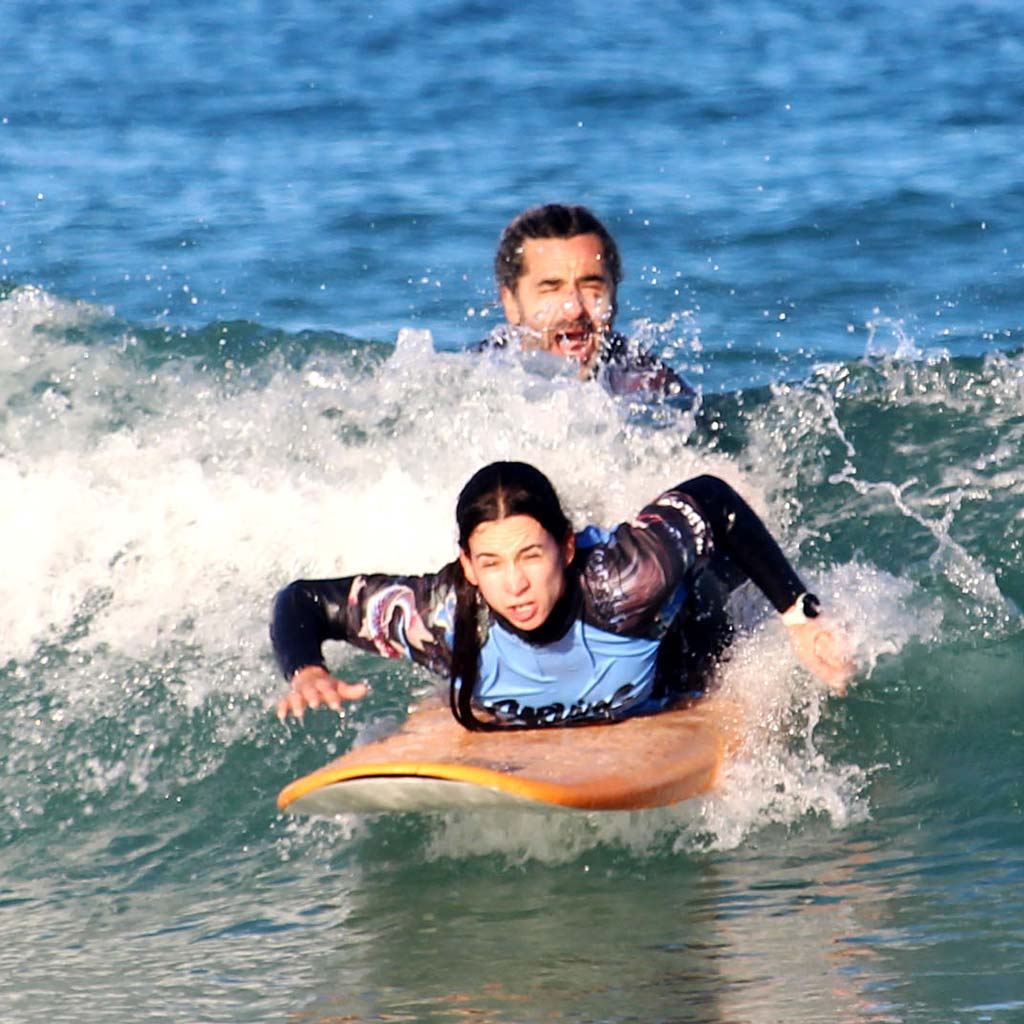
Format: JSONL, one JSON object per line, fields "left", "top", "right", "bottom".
{"left": 785, "top": 618, "right": 855, "bottom": 695}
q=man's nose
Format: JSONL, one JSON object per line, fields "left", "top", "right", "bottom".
{"left": 561, "top": 287, "right": 584, "bottom": 318}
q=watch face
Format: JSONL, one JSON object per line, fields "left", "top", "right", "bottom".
{"left": 804, "top": 594, "right": 822, "bottom": 618}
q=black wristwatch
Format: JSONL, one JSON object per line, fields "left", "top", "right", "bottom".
{"left": 782, "top": 592, "right": 821, "bottom": 625}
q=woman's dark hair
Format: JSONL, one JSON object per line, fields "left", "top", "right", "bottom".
{"left": 494, "top": 203, "right": 623, "bottom": 295}
{"left": 450, "top": 461, "right": 572, "bottom": 729}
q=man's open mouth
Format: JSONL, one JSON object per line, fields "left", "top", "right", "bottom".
{"left": 554, "top": 327, "right": 594, "bottom": 357}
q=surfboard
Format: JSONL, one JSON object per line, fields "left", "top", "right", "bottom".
{"left": 278, "top": 691, "right": 743, "bottom": 816}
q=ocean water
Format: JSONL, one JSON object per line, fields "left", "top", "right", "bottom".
{"left": 2, "top": 1, "right": 1023, "bottom": 1022}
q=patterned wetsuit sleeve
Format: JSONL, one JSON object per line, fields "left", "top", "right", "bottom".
{"left": 270, "top": 564, "right": 459, "bottom": 680}
{"left": 580, "top": 485, "right": 714, "bottom": 635}
{"left": 677, "top": 475, "right": 806, "bottom": 612}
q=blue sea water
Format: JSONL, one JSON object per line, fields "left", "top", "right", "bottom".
{"left": 2, "top": 1, "right": 1023, "bottom": 1021}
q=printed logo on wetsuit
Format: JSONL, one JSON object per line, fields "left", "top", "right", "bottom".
{"left": 643, "top": 493, "right": 711, "bottom": 557}
{"left": 482, "top": 682, "right": 643, "bottom": 727}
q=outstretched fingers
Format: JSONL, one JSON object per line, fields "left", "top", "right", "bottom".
{"left": 276, "top": 666, "right": 369, "bottom": 723}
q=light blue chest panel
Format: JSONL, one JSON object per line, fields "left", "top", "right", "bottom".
{"left": 474, "top": 618, "right": 662, "bottom": 727}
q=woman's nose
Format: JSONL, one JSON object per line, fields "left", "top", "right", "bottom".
{"left": 505, "top": 563, "right": 528, "bottom": 594}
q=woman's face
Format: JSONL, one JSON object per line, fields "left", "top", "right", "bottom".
{"left": 459, "top": 514, "right": 575, "bottom": 631}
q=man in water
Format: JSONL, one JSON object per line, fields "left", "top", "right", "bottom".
{"left": 481, "top": 203, "right": 695, "bottom": 402}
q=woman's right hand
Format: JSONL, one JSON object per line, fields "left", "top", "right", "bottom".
{"left": 276, "top": 665, "right": 369, "bottom": 723}
{"left": 784, "top": 618, "right": 855, "bottom": 696}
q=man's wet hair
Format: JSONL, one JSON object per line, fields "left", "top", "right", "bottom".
{"left": 495, "top": 204, "right": 622, "bottom": 294}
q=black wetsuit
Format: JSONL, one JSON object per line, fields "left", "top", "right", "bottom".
{"left": 478, "top": 325, "right": 696, "bottom": 405}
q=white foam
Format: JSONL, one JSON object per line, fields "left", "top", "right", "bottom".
{"left": 0, "top": 300, "right": 718, "bottom": 713}
{"left": 0, "top": 290, "right": 944, "bottom": 842}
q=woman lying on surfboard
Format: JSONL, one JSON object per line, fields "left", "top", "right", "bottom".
{"left": 271, "top": 462, "right": 852, "bottom": 729}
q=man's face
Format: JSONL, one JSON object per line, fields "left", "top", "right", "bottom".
{"left": 500, "top": 233, "right": 617, "bottom": 366}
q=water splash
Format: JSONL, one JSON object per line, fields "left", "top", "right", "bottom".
{"left": 3, "top": 288, "right": 1018, "bottom": 862}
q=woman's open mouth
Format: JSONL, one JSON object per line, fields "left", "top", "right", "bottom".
{"left": 505, "top": 601, "right": 539, "bottom": 625}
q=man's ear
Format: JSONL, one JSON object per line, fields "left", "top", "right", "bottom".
{"left": 500, "top": 286, "right": 522, "bottom": 325}
{"left": 459, "top": 549, "right": 478, "bottom": 586}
